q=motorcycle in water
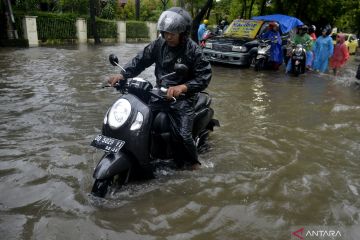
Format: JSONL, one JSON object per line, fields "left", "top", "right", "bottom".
{"left": 254, "top": 39, "right": 272, "bottom": 71}
{"left": 90, "top": 54, "right": 219, "bottom": 198}
{"left": 200, "top": 30, "right": 215, "bottom": 48}
{"left": 288, "top": 41, "right": 308, "bottom": 76}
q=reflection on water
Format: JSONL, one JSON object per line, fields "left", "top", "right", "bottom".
{"left": 1, "top": 45, "right": 360, "bottom": 239}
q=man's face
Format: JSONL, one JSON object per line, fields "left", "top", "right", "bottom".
{"left": 164, "top": 32, "right": 180, "bottom": 47}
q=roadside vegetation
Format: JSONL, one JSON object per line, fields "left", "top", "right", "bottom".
{"left": 2, "top": 0, "right": 359, "bottom": 43}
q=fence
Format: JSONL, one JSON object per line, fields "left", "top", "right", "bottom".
{"left": 19, "top": 15, "right": 157, "bottom": 47}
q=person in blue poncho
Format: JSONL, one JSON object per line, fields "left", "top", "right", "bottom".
{"left": 197, "top": 19, "right": 208, "bottom": 44}
{"left": 312, "top": 25, "right": 334, "bottom": 73}
{"left": 259, "top": 22, "right": 283, "bottom": 70}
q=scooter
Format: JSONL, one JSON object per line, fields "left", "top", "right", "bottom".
{"left": 254, "top": 38, "right": 271, "bottom": 71}
{"left": 288, "top": 42, "right": 307, "bottom": 76}
{"left": 90, "top": 54, "right": 219, "bottom": 198}
{"left": 200, "top": 30, "right": 215, "bottom": 48}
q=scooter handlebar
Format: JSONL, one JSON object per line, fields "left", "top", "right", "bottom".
{"left": 150, "top": 87, "right": 185, "bottom": 103}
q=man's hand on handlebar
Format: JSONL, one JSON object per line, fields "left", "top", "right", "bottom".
{"left": 167, "top": 84, "right": 187, "bottom": 99}
{"left": 108, "top": 74, "right": 124, "bottom": 86}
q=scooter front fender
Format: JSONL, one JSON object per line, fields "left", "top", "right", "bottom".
{"left": 93, "top": 151, "right": 132, "bottom": 180}
{"left": 256, "top": 54, "right": 266, "bottom": 59}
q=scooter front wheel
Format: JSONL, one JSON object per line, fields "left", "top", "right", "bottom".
{"left": 255, "top": 58, "right": 265, "bottom": 71}
{"left": 91, "top": 178, "right": 112, "bottom": 198}
{"left": 91, "top": 168, "right": 131, "bottom": 198}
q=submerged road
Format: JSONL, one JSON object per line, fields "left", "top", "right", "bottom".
{"left": 0, "top": 44, "right": 360, "bottom": 239}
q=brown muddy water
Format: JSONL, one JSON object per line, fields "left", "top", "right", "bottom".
{"left": 1, "top": 44, "right": 360, "bottom": 240}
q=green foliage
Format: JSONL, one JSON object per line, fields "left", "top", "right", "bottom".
{"left": 14, "top": 0, "right": 39, "bottom": 12}
{"left": 116, "top": 0, "right": 163, "bottom": 21}
{"left": 10, "top": 0, "right": 360, "bottom": 38}
{"left": 100, "top": 0, "right": 117, "bottom": 19}
{"left": 126, "top": 21, "right": 149, "bottom": 38}
{"left": 117, "top": 0, "right": 135, "bottom": 20}
{"left": 58, "top": 0, "right": 89, "bottom": 14}
{"left": 14, "top": 0, "right": 88, "bottom": 14}
{"left": 14, "top": 11, "right": 77, "bottom": 40}
{"left": 37, "top": 15, "right": 76, "bottom": 39}
{"left": 87, "top": 18, "right": 117, "bottom": 38}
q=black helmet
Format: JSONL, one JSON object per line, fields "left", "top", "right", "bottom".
{"left": 157, "top": 7, "right": 192, "bottom": 35}
{"left": 321, "top": 24, "right": 332, "bottom": 35}
{"left": 301, "top": 25, "right": 309, "bottom": 31}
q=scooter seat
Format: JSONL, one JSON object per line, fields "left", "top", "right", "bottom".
{"left": 194, "top": 92, "right": 211, "bottom": 112}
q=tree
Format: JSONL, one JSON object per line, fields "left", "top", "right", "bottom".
{"left": 191, "top": 0, "right": 213, "bottom": 42}
{"left": 160, "top": 0, "right": 170, "bottom": 10}
{"left": 135, "top": 0, "right": 140, "bottom": 20}
{"left": 89, "top": 0, "right": 101, "bottom": 44}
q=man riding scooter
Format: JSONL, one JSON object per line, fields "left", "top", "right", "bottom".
{"left": 286, "top": 25, "right": 313, "bottom": 73}
{"left": 108, "top": 7, "right": 212, "bottom": 170}
{"left": 258, "top": 22, "right": 283, "bottom": 70}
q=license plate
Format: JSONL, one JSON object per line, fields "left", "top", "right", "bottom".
{"left": 293, "top": 56, "right": 303, "bottom": 60}
{"left": 90, "top": 134, "right": 125, "bottom": 153}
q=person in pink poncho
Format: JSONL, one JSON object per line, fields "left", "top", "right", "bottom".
{"left": 330, "top": 33, "right": 349, "bottom": 75}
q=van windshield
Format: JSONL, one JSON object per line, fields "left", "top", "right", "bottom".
{"left": 224, "top": 19, "right": 263, "bottom": 39}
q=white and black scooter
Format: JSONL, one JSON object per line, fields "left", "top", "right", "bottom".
{"left": 288, "top": 41, "right": 308, "bottom": 76}
{"left": 254, "top": 38, "right": 272, "bottom": 71}
{"left": 90, "top": 54, "right": 219, "bottom": 198}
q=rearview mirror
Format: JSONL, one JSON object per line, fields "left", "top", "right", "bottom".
{"left": 109, "top": 54, "right": 119, "bottom": 66}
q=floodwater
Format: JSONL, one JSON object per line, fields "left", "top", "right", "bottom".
{"left": 1, "top": 44, "right": 360, "bottom": 240}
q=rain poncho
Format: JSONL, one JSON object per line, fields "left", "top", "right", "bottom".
{"left": 330, "top": 34, "right": 349, "bottom": 69}
{"left": 260, "top": 30, "right": 283, "bottom": 64}
{"left": 312, "top": 35, "right": 334, "bottom": 72}
{"left": 197, "top": 23, "right": 207, "bottom": 42}
{"left": 121, "top": 37, "right": 212, "bottom": 167}
{"left": 293, "top": 33, "right": 313, "bottom": 67}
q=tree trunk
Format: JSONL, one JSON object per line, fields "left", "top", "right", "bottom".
{"left": 248, "top": 0, "right": 256, "bottom": 19}
{"left": 295, "top": 0, "right": 307, "bottom": 20}
{"left": 274, "top": 0, "right": 284, "bottom": 13}
{"left": 135, "top": 0, "right": 140, "bottom": 20}
{"left": 178, "top": 0, "right": 185, "bottom": 8}
{"left": 241, "top": 0, "right": 247, "bottom": 19}
{"left": 161, "top": 0, "right": 169, "bottom": 11}
{"left": 259, "top": 0, "right": 267, "bottom": 16}
{"left": 191, "top": 0, "right": 213, "bottom": 43}
{"left": 89, "top": 0, "right": 100, "bottom": 44}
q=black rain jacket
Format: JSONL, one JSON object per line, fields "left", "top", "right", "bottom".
{"left": 121, "top": 37, "right": 212, "bottom": 94}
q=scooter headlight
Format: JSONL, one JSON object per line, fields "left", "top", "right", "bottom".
{"left": 108, "top": 99, "right": 131, "bottom": 129}
{"left": 295, "top": 45, "right": 302, "bottom": 56}
{"left": 258, "top": 45, "right": 271, "bottom": 54}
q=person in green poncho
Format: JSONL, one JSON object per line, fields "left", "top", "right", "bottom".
{"left": 286, "top": 25, "right": 313, "bottom": 72}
